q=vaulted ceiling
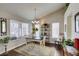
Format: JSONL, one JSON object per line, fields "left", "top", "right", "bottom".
{"left": 0, "top": 3, "right": 65, "bottom": 20}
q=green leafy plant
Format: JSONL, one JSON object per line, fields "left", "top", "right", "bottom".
{"left": 32, "top": 27, "right": 38, "bottom": 34}
{"left": 65, "top": 3, "right": 70, "bottom": 11}
{"left": 62, "top": 36, "right": 66, "bottom": 48}
{"left": 3, "top": 37, "right": 10, "bottom": 44}
{"left": 35, "top": 28, "right": 38, "bottom": 31}
{"left": 65, "top": 39, "right": 74, "bottom": 46}
{"left": 0, "top": 36, "right": 10, "bottom": 55}
{"left": 0, "top": 39, "right": 3, "bottom": 44}
{"left": 0, "top": 36, "right": 10, "bottom": 44}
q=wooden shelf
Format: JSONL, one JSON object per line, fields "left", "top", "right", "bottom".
{"left": 41, "top": 23, "right": 50, "bottom": 41}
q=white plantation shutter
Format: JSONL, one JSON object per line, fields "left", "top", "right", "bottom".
{"left": 22, "top": 23, "right": 29, "bottom": 36}
{"left": 10, "top": 20, "right": 29, "bottom": 37}
{"left": 10, "top": 20, "right": 19, "bottom": 37}
{"left": 52, "top": 23, "right": 59, "bottom": 38}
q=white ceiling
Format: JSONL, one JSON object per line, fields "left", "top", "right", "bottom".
{"left": 0, "top": 3, "right": 65, "bottom": 20}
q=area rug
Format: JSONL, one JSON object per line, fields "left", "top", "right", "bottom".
{"left": 14, "top": 43, "right": 56, "bottom": 56}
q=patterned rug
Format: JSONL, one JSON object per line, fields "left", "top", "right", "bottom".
{"left": 14, "top": 43, "right": 56, "bottom": 56}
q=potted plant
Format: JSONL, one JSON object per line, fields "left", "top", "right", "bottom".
{"left": 2, "top": 36, "right": 10, "bottom": 55}
{"left": 65, "top": 39, "right": 74, "bottom": 46}
{"left": 62, "top": 36, "right": 66, "bottom": 48}
{"left": 0, "top": 36, "right": 10, "bottom": 55}
{"left": 3, "top": 36, "right": 10, "bottom": 44}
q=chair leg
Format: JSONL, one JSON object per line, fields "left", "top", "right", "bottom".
{"left": 40, "top": 40, "right": 45, "bottom": 47}
{"left": 40, "top": 40, "right": 42, "bottom": 46}
{"left": 44, "top": 40, "right": 45, "bottom": 46}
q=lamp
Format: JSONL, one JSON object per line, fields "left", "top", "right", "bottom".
{"left": 32, "top": 8, "right": 39, "bottom": 24}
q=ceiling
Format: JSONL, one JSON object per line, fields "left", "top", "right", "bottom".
{"left": 0, "top": 3, "right": 65, "bottom": 20}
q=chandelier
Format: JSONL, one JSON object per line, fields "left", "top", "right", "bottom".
{"left": 32, "top": 8, "right": 39, "bottom": 24}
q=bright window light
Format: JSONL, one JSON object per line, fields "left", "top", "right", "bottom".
{"left": 52, "top": 23, "right": 59, "bottom": 38}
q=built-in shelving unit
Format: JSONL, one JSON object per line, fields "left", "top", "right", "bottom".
{"left": 41, "top": 23, "right": 50, "bottom": 42}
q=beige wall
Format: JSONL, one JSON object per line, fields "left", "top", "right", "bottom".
{"left": 67, "top": 16, "right": 72, "bottom": 39}
{"left": 40, "top": 8, "right": 65, "bottom": 42}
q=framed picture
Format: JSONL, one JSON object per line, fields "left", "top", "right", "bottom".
{"left": 75, "top": 12, "right": 79, "bottom": 33}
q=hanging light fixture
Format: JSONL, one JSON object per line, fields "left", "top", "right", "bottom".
{"left": 32, "top": 8, "right": 39, "bottom": 24}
